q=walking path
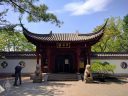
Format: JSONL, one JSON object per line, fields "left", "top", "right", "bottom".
{"left": 0, "top": 77, "right": 128, "bottom": 96}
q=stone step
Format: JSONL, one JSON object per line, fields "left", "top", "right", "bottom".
{"left": 47, "top": 74, "right": 79, "bottom": 81}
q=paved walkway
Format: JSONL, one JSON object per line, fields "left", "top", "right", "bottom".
{"left": 0, "top": 77, "right": 128, "bottom": 96}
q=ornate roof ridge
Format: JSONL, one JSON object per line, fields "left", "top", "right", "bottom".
{"left": 20, "top": 19, "right": 108, "bottom": 43}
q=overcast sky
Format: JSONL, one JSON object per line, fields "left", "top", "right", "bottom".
{"left": 1, "top": 0, "right": 128, "bottom": 34}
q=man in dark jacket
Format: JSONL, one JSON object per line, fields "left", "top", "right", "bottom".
{"left": 13, "top": 63, "right": 22, "bottom": 86}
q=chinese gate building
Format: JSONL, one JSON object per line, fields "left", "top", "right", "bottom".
{"left": 21, "top": 21, "right": 107, "bottom": 73}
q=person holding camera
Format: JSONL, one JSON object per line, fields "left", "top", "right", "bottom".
{"left": 13, "top": 63, "right": 23, "bottom": 86}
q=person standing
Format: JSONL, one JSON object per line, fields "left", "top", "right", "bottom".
{"left": 13, "top": 63, "right": 23, "bottom": 86}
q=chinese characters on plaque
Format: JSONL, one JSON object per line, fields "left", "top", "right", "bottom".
{"left": 56, "top": 42, "right": 70, "bottom": 48}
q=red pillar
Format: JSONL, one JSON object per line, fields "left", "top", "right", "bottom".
{"left": 47, "top": 48, "right": 51, "bottom": 73}
{"left": 41, "top": 53, "right": 44, "bottom": 73}
{"left": 76, "top": 48, "right": 80, "bottom": 73}
{"left": 36, "top": 47, "right": 40, "bottom": 64}
{"left": 87, "top": 46, "right": 91, "bottom": 65}
{"left": 84, "top": 49, "right": 87, "bottom": 68}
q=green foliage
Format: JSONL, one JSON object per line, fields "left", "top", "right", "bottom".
{"left": 92, "top": 14, "right": 128, "bottom": 52}
{"left": 92, "top": 17, "right": 124, "bottom": 52}
{"left": 0, "top": 27, "right": 36, "bottom": 51}
{"left": 91, "top": 61, "right": 116, "bottom": 74}
{"left": 123, "top": 14, "right": 128, "bottom": 33}
{"left": 119, "top": 14, "right": 128, "bottom": 52}
{"left": 0, "top": 0, "right": 62, "bottom": 51}
{"left": 0, "top": 0, "right": 62, "bottom": 26}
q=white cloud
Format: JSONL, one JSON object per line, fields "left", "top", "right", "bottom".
{"left": 51, "top": 0, "right": 111, "bottom": 16}
{"left": 64, "top": 0, "right": 111, "bottom": 16}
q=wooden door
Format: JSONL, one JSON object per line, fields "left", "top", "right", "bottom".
{"left": 55, "top": 54, "right": 74, "bottom": 73}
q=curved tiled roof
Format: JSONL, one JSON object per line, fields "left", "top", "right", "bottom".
{"left": 0, "top": 52, "right": 36, "bottom": 59}
{"left": 20, "top": 20, "right": 108, "bottom": 44}
{"left": 1, "top": 52, "right": 128, "bottom": 59}
{"left": 92, "top": 52, "right": 128, "bottom": 59}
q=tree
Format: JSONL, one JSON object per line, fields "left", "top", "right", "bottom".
{"left": 0, "top": 0, "right": 62, "bottom": 27}
{"left": 119, "top": 14, "right": 128, "bottom": 52}
{"left": 0, "top": 10, "right": 8, "bottom": 25}
{"left": 0, "top": 27, "right": 35, "bottom": 51}
{"left": 123, "top": 14, "right": 128, "bottom": 33}
{"left": 0, "top": 0, "right": 62, "bottom": 52}
{"left": 92, "top": 17, "right": 123, "bottom": 52}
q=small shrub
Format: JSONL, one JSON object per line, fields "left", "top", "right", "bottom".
{"left": 91, "top": 60, "right": 116, "bottom": 81}
{"left": 91, "top": 61, "right": 116, "bottom": 74}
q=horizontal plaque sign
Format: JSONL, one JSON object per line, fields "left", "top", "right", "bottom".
{"left": 56, "top": 42, "right": 70, "bottom": 48}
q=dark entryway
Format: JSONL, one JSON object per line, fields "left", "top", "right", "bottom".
{"left": 55, "top": 54, "right": 74, "bottom": 73}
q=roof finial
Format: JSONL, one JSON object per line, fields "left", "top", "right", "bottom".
{"left": 76, "top": 30, "right": 79, "bottom": 34}
{"left": 50, "top": 30, "right": 52, "bottom": 35}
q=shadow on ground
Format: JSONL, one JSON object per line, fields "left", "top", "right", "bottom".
{"left": 0, "top": 80, "right": 72, "bottom": 96}
{"left": 81, "top": 74, "right": 128, "bottom": 84}
{"left": 90, "top": 77, "right": 128, "bottom": 85}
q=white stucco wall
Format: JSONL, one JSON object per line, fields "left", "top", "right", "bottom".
{"left": 0, "top": 58, "right": 128, "bottom": 74}
{"left": 0, "top": 59, "right": 40, "bottom": 73}
{"left": 91, "top": 59, "right": 128, "bottom": 74}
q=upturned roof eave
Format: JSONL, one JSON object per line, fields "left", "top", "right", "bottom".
{"left": 20, "top": 19, "right": 108, "bottom": 43}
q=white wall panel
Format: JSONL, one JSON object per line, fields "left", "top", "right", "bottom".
{"left": 91, "top": 59, "right": 128, "bottom": 74}
{"left": 0, "top": 59, "right": 39, "bottom": 73}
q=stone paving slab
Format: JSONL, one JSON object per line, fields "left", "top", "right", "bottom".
{"left": 0, "top": 77, "right": 128, "bottom": 96}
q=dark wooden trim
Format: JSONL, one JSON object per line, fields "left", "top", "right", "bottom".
{"left": 86, "top": 45, "right": 91, "bottom": 65}
{"left": 76, "top": 48, "right": 80, "bottom": 73}
{"left": 36, "top": 47, "right": 40, "bottom": 64}
{"left": 41, "top": 53, "right": 44, "bottom": 72}
{"left": 47, "top": 48, "right": 51, "bottom": 73}
{"left": 88, "top": 46, "right": 91, "bottom": 65}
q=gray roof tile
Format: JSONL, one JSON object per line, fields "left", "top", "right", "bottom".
{"left": 21, "top": 20, "right": 108, "bottom": 42}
